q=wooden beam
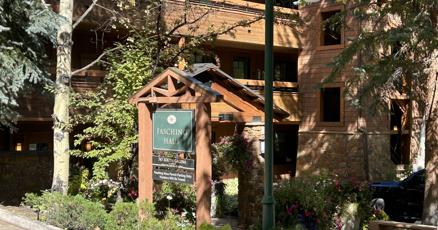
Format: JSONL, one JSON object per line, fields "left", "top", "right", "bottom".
{"left": 168, "top": 75, "right": 177, "bottom": 92}
{"left": 168, "top": 85, "right": 189, "bottom": 97}
{"left": 151, "top": 87, "right": 171, "bottom": 97}
{"left": 134, "top": 95, "right": 223, "bottom": 104}
{"left": 137, "top": 103, "right": 153, "bottom": 202}
{"left": 195, "top": 103, "right": 212, "bottom": 227}
{"left": 211, "top": 82, "right": 260, "bottom": 113}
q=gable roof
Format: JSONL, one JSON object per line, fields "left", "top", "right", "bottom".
{"left": 129, "top": 63, "right": 289, "bottom": 120}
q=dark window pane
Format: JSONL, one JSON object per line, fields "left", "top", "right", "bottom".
{"left": 233, "top": 57, "right": 250, "bottom": 79}
{"left": 321, "top": 11, "right": 341, "bottom": 46}
{"left": 274, "top": 126, "right": 298, "bottom": 165}
{"left": 321, "top": 87, "right": 341, "bottom": 122}
{"left": 274, "top": 60, "right": 297, "bottom": 82}
{"left": 0, "top": 128, "right": 10, "bottom": 151}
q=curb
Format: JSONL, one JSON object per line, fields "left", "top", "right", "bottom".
{"left": 0, "top": 208, "right": 61, "bottom": 230}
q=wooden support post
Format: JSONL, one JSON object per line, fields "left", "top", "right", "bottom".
{"left": 195, "top": 103, "right": 212, "bottom": 228}
{"left": 138, "top": 103, "right": 153, "bottom": 202}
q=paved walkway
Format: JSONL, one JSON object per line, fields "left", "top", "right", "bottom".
{"left": 0, "top": 219, "right": 25, "bottom": 230}
{"left": 0, "top": 206, "right": 60, "bottom": 230}
{"left": 212, "top": 217, "right": 241, "bottom": 229}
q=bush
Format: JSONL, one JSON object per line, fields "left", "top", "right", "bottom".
{"left": 105, "top": 202, "right": 139, "bottom": 230}
{"left": 274, "top": 173, "right": 373, "bottom": 230}
{"left": 153, "top": 181, "right": 196, "bottom": 223}
{"left": 214, "top": 178, "right": 238, "bottom": 217}
{"left": 23, "top": 191, "right": 107, "bottom": 230}
{"left": 23, "top": 192, "right": 194, "bottom": 230}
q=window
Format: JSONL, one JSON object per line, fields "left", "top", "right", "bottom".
{"left": 233, "top": 57, "right": 250, "bottom": 79}
{"left": 321, "top": 10, "right": 342, "bottom": 46}
{"left": 274, "top": 60, "right": 297, "bottom": 82}
{"left": 390, "top": 100, "right": 410, "bottom": 164}
{"left": 193, "top": 52, "right": 215, "bottom": 64}
{"left": 273, "top": 125, "right": 298, "bottom": 167}
{"left": 320, "top": 87, "right": 341, "bottom": 122}
{"left": 0, "top": 128, "right": 10, "bottom": 151}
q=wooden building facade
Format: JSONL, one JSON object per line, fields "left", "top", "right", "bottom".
{"left": 0, "top": 0, "right": 418, "bottom": 203}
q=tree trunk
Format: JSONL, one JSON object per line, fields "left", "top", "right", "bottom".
{"left": 52, "top": 0, "right": 73, "bottom": 194}
{"left": 422, "top": 70, "right": 438, "bottom": 225}
{"left": 423, "top": 108, "right": 438, "bottom": 225}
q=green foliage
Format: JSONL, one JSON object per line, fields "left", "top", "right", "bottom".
{"left": 23, "top": 191, "right": 107, "bottom": 230}
{"left": 70, "top": 0, "right": 264, "bottom": 202}
{"left": 0, "top": 0, "right": 60, "bottom": 127}
{"left": 214, "top": 178, "right": 239, "bottom": 217}
{"left": 213, "top": 135, "right": 254, "bottom": 173}
{"left": 105, "top": 202, "right": 139, "bottom": 230}
{"left": 23, "top": 192, "right": 194, "bottom": 230}
{"left": 68, "top": 165, "right": 90, "bottom": 195}
{"left": 153, "top": 181, "right": 196, "bottom": 223}
{"left": 70, "top": 32, "right": 153, "bottom": 182}
{"left": 274, "top": 173, "right": 373, "bottom": 230}
{"left": 327, "top": 0, "right": 438, "bottom": 112}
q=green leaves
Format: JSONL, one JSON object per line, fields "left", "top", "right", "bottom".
{"left": 0, "top": 0, "right": 60, "bottom": 127}
{"left": 328, "top": 0, "right": 438, "bottom": 111}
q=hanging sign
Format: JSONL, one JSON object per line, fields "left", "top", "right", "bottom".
{"left": 153, "top": 110, "right": 194, "bottom": 153}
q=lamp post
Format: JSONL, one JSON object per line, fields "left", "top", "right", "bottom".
{"left": 263, "top": 0, "right": 275, "bottom": 229}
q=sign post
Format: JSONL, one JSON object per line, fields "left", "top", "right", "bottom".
{"left": 132, "top": 70, "right": 217, "bottom": 228}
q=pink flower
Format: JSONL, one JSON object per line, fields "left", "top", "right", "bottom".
{"left": 286, "top": 204, "right": 298, "bottom": 215}
{"left": 335, "top": 216, "right": 343, "bottom": 230}
{"left": 304, "top": 210, "right": 312, "bottom": 217}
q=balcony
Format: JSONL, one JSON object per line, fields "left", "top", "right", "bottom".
{"left": 236, "top": 79, "right": 300, "bottom": 123}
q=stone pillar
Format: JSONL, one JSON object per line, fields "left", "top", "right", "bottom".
{"left": 238, "top": 123, "right": 265, "bottom": 227}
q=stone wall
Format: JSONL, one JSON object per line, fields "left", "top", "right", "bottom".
{"left": 238, "top": 124, "right": 265, "bottom": 227}
{"left": 297, "top": 132, "right": 365, "bottom": 179}
{"left": 297, "top": 131, "right": 397, "bottom": 181}
{"left": 0, "top": 152, "right": 53, "bottom": 205}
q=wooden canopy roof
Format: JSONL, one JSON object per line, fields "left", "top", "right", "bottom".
{"left": 129, "top": 63, "right": 289, "bottom": 122}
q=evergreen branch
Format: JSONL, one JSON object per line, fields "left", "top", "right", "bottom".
{"left": 71, "top": 46, "right": 121, "bottom": 75}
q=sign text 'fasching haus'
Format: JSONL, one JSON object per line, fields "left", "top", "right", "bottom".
{"left": 152, "top": 110, "right": 194, "bottom": 152}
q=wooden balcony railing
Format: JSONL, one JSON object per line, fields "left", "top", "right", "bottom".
{"left": 235, "top": 79, "right": 300, "bottom": 122}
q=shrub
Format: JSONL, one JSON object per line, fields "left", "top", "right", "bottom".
{"left": 214, "top": 178, "right": 238, "bottom": 217}
{"left": 153, "top": 181, "right": 196, "bottom": 223}
{"left": 274, "top": 173, "right": 373, "bottom": 230}
{"left": 23, "top": 192, "right": 194, "bottom": 230}
{"left": 23, "top": 191, "right": 107, "bottom": 230}
{"left": 105, "top": 202, "right": 139, "bottom": 230}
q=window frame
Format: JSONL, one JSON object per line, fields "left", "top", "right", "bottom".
{"left": 273, "top": 59, "right": 297, "bottom": 82}
{"left": 318, "top": 6, "right": 345, "bottom": 50}
{"left": 317, "top": 83, "right": 344, "bottom": 126}
{"left": 232, "top": 57, "right": 251, "bottom": 79}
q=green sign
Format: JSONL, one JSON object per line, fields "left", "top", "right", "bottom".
{"left": 153, "top": 110, "right": 194, "bottom": 152}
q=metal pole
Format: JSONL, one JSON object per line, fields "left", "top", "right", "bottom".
{"left": 263, "top": 0, "right": 274, "bottom": 229}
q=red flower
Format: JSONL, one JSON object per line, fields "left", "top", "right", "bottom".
{"left": 304, "top": 210, "right": 312, "bottom": 217}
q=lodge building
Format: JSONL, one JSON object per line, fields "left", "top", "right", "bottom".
{"left": 0, "top": 0, "right": 415, "bottom": 206}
